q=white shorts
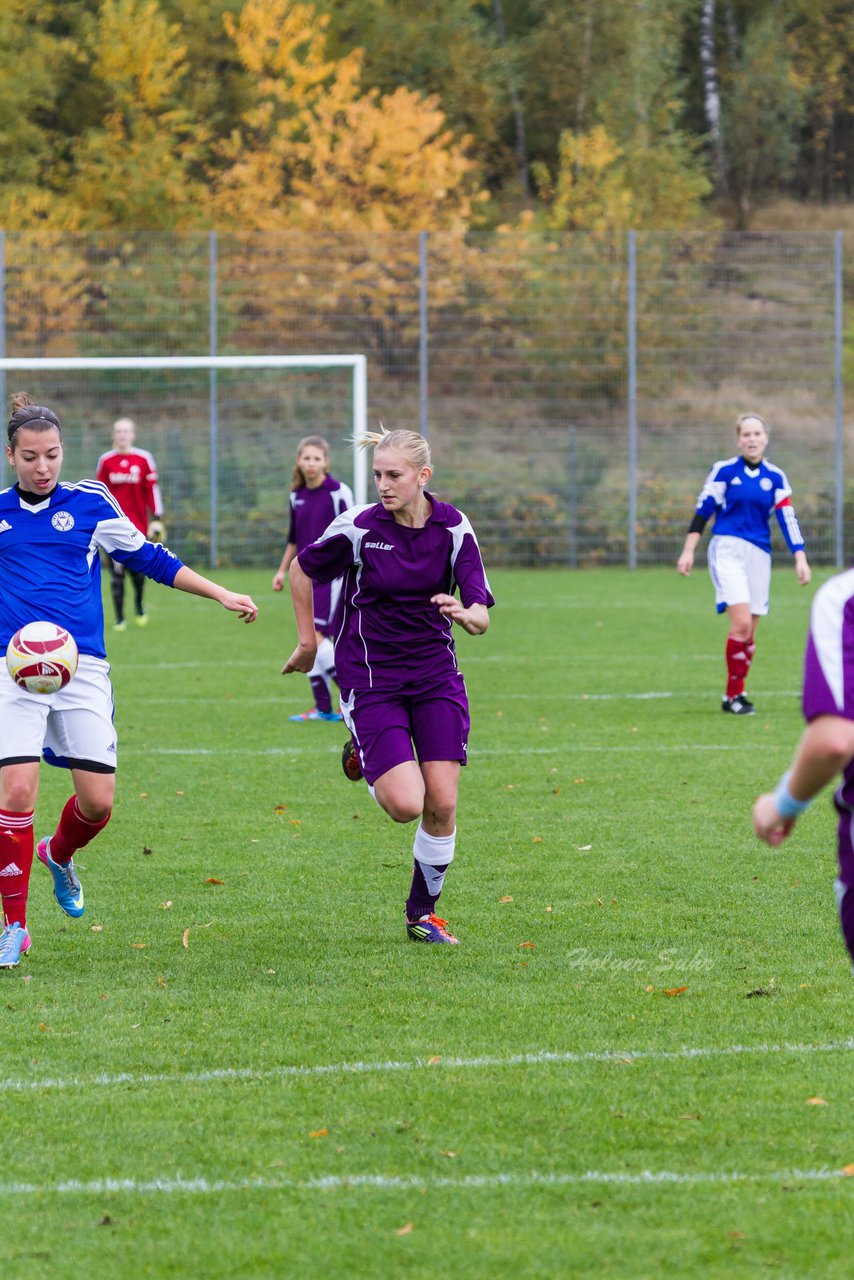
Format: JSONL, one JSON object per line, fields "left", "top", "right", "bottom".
{"left": 0, "top": 655, "right": 117, "bottom": 772}
{"left": 708, "top": 535, "right": 771, "bottom": 616}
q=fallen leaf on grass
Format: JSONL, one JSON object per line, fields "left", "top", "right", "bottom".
{"left": 518, "top": 941, "right": 536, "bottom": 949}
{"left": 396, "top": 1223, "right": 414, "bottom": 1237}
{"left": 159, "top": 901, "right": 173, "bottom": 910}
{"left": 545, "top": 905, "right": 553, "bottom": 913}
{"left": 142, "top": 846, "right": 153, "bottom": 857}
{"left": 130, "top": 943, "right": 146, "bottom": 950}
{"left": 427, "top": 1055, "right": 442, "bottom": 1066}
{"left": 645, "top": 985, "right": 655, "bottom": 993}
{"left": 90, "top": 925, "right": 103, "bottom": 933}
{"left": 574, "top": 778, "right": 585, "bottom": 784}
{"left": 744, "top": 988, "right": 773, "bottom": 998}
{"left": 205, "top": 878, "right": 224, "bottom": 885}
{"left": 97, "top": 1215, "right": 115, "bottom": 1227}
{"left": 499, "top": 895, "right": 514, "bottom": 903}
{"left": 157, "top": 976, "right": 166, "bottom": 988}
{"left": 440, "top": 1150, "right": 457, "bottom": 1159}
{"left": 577, "top": 845, "right": 593, "bottom": 852}
{"left": 138, "top": 792, "right": 149, "bottom": 799}
{"left": 806, "top": 1097, "right": 827, "bottom": 1106}
{"left": 175, "top": 790, "right": 185, "bottom": 796}
{"left": 663, "top": 986, "right": 687, "bottom": 997}
{"left": 99, "top": 994, "right": 108, "bottom": 1001}
{"left": 841, "top": 1164, "right": 854, "bottom": 1176}
{"left": 308, "top": 1129, "right": 329, "bottom": 1139}
{"left": 532, "top": 837, "right": 543, "bottom": 844}
{"left": 274, "top": 804, "right": 287, "bottom": 814}
{"left": 182, "top": 929, "right": 190, "bottom": 949}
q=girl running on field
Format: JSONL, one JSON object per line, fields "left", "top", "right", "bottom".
{"left": 677, "top": 412, "right": 811, "bottom": 716}
{"left": 282, "top": 426, "right": 493, "bottom": 944}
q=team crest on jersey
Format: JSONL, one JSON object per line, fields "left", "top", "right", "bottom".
{"left": 51, "top": 511, "right": 75, "bottom": 531}
{"left": 760, "top": 478, "right": 772, "bottom": 490}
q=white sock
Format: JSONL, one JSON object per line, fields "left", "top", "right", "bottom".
{"left": 413, "top": 824, "right": 456, "bottom": 898}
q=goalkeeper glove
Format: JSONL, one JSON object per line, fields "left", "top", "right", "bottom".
{"left": 147, "top": 519, "right": 166, "bottom": 544}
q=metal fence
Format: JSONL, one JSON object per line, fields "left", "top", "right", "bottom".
{"left": 0, "top": 229, "right": 846, "bottom": 568}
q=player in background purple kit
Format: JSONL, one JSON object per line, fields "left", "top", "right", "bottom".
{"left": 273, "top": 436, "right": 353, "bottom": 723}
{"left": 754, "top": 568, "right": 854, "bottom": 971}
{"left": 677, "top": 413, "right": 810, "bottom": 715}
{"left": 282, "top": 427, "right": 493, "bottom": 944}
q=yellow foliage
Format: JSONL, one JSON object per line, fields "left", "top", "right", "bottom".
{"left": 211, "top": 0, "right": 479, "bottom": 234}
{"left": 535, "top": 124, "right": 709, "bottom": 232}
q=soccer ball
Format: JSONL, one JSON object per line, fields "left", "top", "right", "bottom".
{"left": 6, "top": 621, "right": 79, "bottom": 695}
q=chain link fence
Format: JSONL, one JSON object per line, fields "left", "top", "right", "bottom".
{"left": 0, "top": 229, "right": 846, "bottom": 567}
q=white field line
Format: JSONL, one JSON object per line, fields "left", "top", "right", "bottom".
{"left": 118, "top": 743, "right": 772, "bottom": 756}
{"left": 3, "top": 1039, "right": 854, "bottom": 1097}
{"left": 0, "top": 1167, "right": 849, "bottom": 1197}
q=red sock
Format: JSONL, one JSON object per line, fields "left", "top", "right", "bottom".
{"left": 0, "top": 808, "right": 35, "bottom": 928}
{"left": 725, "top": 634, "right": 750, "bottom": 698}
{"left": 745, "top": 639, "right": 756, "bottom": 678}
{"left": 49, "top": 796, "right": 111, "bottom": 862}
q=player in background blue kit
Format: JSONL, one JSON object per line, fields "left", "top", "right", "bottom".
{"left": 0, "top": 393, "right": 258, "bottom": 969}
{"left": 677, "top": 413, "right": 811, "bottom": 715}
{"left": 272, "top": 436, "right": 353, "bottom": 723}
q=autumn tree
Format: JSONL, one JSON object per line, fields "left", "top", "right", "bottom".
{"left": 61, "top": 0, "right": 207, "bottom": 229}
{"left": 208, "top": 0, "right": 483, "bottom": 371}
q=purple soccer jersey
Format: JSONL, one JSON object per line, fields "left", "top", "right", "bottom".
{"left": 296, "top": 494, "right": 494, "bottom": 692}
{"left": 288, "top": 475, "right": 353, "bottom": 632}
{"left": 802, "top": 568, "right": 854, "bottom": 886}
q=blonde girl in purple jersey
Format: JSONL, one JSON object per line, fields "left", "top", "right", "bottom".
{"left": 282, "top": 427, "right": 493, "bottom": 944}
{"left": 272, "top": 436, "right": 353, "bottom": 723}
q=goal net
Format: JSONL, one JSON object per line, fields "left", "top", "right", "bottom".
{"left": 0, "top": 355, "right": 368, "bottom": 567}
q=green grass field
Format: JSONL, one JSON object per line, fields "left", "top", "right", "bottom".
{"left": 3, "top": 566, "right": 853, "bottom": 1279}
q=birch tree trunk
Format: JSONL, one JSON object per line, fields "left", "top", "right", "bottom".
{"left": 699, "top": 0, "right": 728, "bottom": 198}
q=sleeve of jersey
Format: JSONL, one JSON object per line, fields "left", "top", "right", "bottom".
{"left": 773, "top": 484, "right": 805, "bottom": 553}
{"left": 694, "top": 465, "right": 726, "bottom": 521}
{"left": 95, "top": 508, "right": 183, "bottom": 585}
{"left": 802, "top": 571, "right": 854, "bottom": 722}
{"left": 336, "top": 483, "right": 355, "bottom": 513}
{"left": 449, "top": 517, "right": 495, "bottom": 609}
{"left": 297, "top": 513, "right": 357, "bottom": 584}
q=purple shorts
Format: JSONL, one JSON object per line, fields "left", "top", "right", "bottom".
{"left": 340, "top": 674, "right": 470, "bottom": 786}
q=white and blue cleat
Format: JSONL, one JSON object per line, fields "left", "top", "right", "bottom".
{"left": 0, "top": 922, "right": 32, "bottom": 968}
{"left": 38, "top": 837, "right": 85, "bottom": 918}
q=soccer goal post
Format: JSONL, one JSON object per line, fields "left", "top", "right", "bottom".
{"left": 0, "top": 354, "right": 368, "bottom": 566}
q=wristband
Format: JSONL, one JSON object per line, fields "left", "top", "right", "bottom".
{"left": 773, "top": 772, "right": 812, "bottom": 819}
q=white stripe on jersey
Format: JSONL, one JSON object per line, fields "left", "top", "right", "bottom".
{"left": 447, "top": 510, "right": 492, "bottom": 598}
{"left": 809, "top": 569, "right": 854, "bottom": 711}
{"left": 65, "top": 478, "right": 126, "bottom": 519}
{"left": 777, "top": 502, "right": 803, "bottom": 546}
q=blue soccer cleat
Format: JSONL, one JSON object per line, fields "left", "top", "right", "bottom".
{"left": 0, "top": 922, "right": 32, "bottom": 969}
{"left": 406, "top": 914, "right": 459, "bottom": 944}
{"left": 37, "top": 837, "right": 85, "bottom": 918}
{"left": 289, "top": 708, "right": 344, "bottom": 722}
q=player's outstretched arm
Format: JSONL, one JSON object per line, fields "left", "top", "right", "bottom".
{"left": 753, "top": 715, "right": 854, "bottom": 846}
{"left": 172, "top": 566, "right": 258, "bottom": 622}
{"left": 431, "top": 595, "right": 489, "bottom": 635}
{"left": 282, "top": 558, "right": 317, "bottom": 673}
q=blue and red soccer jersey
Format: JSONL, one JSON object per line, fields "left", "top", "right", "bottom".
{"left": 0, "top": 480, "right": 183, "bottom": 660}
{"left": 693, "top": 455, "right": 805, "bottom": 554}
{"left": 297, "top": 494, "right": 494, "bottom": 692}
